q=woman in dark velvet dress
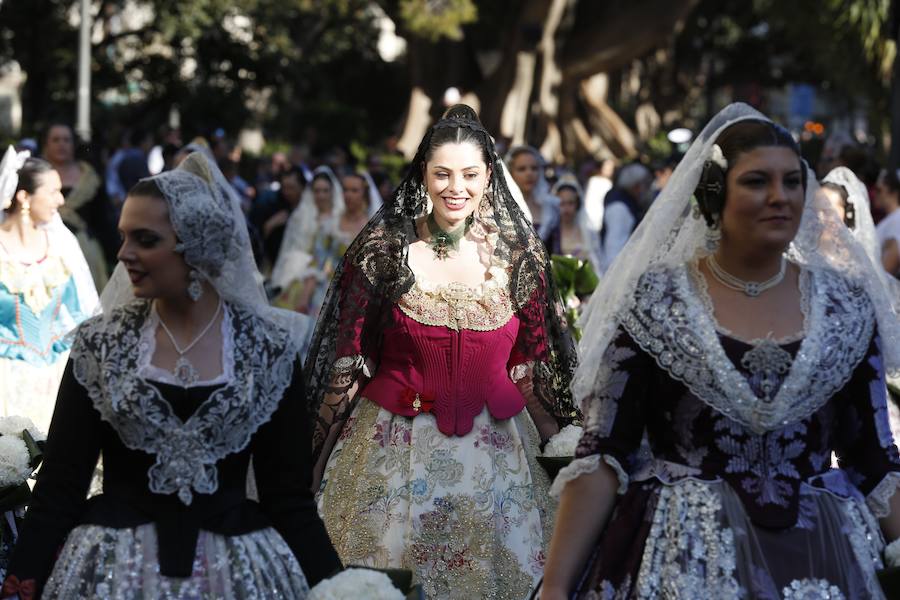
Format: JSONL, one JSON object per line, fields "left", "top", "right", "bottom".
{"left": 0, "top": 153, "right": 340, "bottom": 599}
{"left": 540, "top": 104, "right": 900, "bottom": 599}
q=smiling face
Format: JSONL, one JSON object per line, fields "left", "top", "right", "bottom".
{"left": 510, "top": 151, "right": 540, "bottom": 196}
{"left": 719, "top": 146, "right": 805, "bottom": 255}
{"left": 117, "top": 194, "right": 190, "bottom": 300}
{"left": 15, "top": 170, "right": 65, "bottom": 225}
{"left": 424, "top": 141, "right": 490, "bottom": 229}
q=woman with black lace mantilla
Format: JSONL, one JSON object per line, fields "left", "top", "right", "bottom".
{"left": 540, "top": 103, "right": 900, "bottom": 599}
{"left": 0, "top": 153, "right": 339, "bottom": 599}
{"left": 307, "top": 105, "right": 578, "bottom": 599}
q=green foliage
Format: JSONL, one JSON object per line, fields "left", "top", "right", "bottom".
{"left": 398, "top": 0, "right": 477, "bottom": 41}
{"left": 551, "top": 254, "right": 598, "bottom": 341}
{"left": 0, "top": 0, "right": 407, "bottom": 149}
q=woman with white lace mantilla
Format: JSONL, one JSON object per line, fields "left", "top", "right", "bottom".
{"left": 0, "top": 153, "right": 339, "bottom": 599}
{"left": 540, "top": 103, "right": 900, "bottom": 599}
{"left": 308, "top": 105, "right": 579, "bottom": 599}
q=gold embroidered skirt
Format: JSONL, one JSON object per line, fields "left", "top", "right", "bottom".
{"left": 318, "top": 399, "right": 553, "bottom": 600}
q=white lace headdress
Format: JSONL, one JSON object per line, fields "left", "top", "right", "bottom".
{"left": 821, "top": 166, "right": 879, "bottom": 263}
{"left": 78, "top": 152, "right": 312, "bottom": 505}
{"left": 270, "top": 165, "right": 345, "bottom": 290}
{"left": 574, "top": 103, "right": 900, "bottom": 405}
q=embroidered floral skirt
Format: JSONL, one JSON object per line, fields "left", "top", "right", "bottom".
{"left": 43, "top": 524, "right": 309, "bottom": 599}
{"left": 318, "top": 399, "right": 554, "bottom": 600}
{"left": 574, "top": 476, "right": 886, "bottom": 599}
{"left": 0, "top": 355, "right": 68, "bottom": 435}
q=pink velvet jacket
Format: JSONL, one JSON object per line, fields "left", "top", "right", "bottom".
{"left": 336, "top": 272, "right": 546, "bottom": 437}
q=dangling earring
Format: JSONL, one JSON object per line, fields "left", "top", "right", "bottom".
{"left": 187, "top": 270, "right": 204, "bottom": 302}
{"left": 705, "top": 217, "right": 721, "bottom": 252}
{"left": 20, "top": 199, "right": 31, "bottom": 227}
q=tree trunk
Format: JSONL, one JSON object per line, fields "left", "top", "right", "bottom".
{"left": 890, "top": 0, "right": 900, "bottom": 170}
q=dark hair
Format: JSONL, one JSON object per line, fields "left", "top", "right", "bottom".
{"left": 6, "top": 157, "right": 55, "bottom": 213}
{"left": 342, "top": 172, "right": 369, "bottom": 188}
{"left": 423, "top": 104, "right": 492, "bottom": 167}
{"left": 128, "top": 178, "right": 165, "bottom": 201}
{"left": 882, "top": 168, "right": 900, "bottom": 195}
{"left": 279, "top": 166, "right": 306, "bottom": 184}
{"left": 41, "top": 122, "right": 74, "bottom": 148}
{"left": 509, "top": 146, "right": 542, "bottom": 165}
{"left": 556, "top": 183, "right": 582, "bottom": 210}
{"left": 310, "top": 172, "right": 333, "bottom": 189}
{"left": 695, "top": 119, "right": 805, "bottom": 226}
{"left": 821, "top": 181, "right": 856, "bottom": 229}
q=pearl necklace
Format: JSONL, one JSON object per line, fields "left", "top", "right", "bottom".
{"left": 706, "top": 254, "right": 786, "bottom": 297}
{"left": 154, "top": 298, "right": 223, "bottom": 386}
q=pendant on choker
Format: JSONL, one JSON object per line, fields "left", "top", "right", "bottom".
{"left": 426, "top": 213, "right": 473, "bottom": 260}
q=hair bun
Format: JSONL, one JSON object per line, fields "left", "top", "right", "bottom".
{"left": 442, "top": 104, "right": 480, "bottom": 123}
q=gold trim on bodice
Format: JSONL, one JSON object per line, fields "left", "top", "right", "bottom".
{"left": 0, "top": 253, "right": 71, "bottom": 314}
{"left": 398, "top": 275, "right": 514, "bottom": 332}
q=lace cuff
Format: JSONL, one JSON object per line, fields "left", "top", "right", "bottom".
{"left": 866, "top": 471, "right": 900, "bottom": 518}
{"left": 329, "top": 355, "right": 373, "bottom": 380}
{"left": 549, "top": 454, "right": 628, "bottom": 498}
{"left": 510, "top": 361, "right": 533, "bottom": 383}
{"left": 509, "top": 360, "right": 551, "bottom": 383}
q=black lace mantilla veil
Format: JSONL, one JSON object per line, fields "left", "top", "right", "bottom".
{"left": 304, "top": 108, "right": 579, "bottom": 464}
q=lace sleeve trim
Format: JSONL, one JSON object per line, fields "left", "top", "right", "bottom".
{"left": 510, "top": 361, "right": 533, "bottom": 383}
{"left": 866, "top": 471, "right": 900, "bottom": 518}
{"left": 549, "top": 454, "right": 628, "bottom": 498}
{"left": 330, "top": 354, "right": 373, "bottom": 380}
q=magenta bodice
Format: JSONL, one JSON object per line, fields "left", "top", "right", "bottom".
{"left": 361, "top": 307, "right": 527, "bottom": 436}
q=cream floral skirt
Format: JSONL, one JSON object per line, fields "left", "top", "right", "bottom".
{"left": 318, "top": 399, "right": 554, "bottom": 600}
{"left": 44, "top": 524, "right": 309, "bottom": 599}
{"left": 0, "top": 355, "right": 68, "bottom": 435}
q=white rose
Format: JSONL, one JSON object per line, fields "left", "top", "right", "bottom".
{"left": 709, "top": 144, "right": 728, "bottom": 170}
{"left": 0, "top": 415, "right": 45, "bottom": 441}
{"left": 309, "top": 568, "right": 404, "bottom": 600}
{"left": 0, "top": 436, "right": 32, "bottom": 488}
{"left": 543, "top": 424, "right": 584, "bottom": 457}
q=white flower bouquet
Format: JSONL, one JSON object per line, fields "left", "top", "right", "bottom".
{"left": 309, "top": 568, "right": 405, "bottom": 600}
{"left": 537, "top": 424, "right": 583, "bottom": 479}
{"left": 542, "top": 424, "right": 583, "bottom": 458}
{"left": 0, "top": 416, "right": 45, "bottom": 576}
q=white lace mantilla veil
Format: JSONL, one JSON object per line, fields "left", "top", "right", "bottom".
{"left": 269, "top": 165, "right": 345, "bottom": 291}
{"left": 573, "top": 102, "right": 900, "bottom": 408}
{"left": 506, "top": 145, "right": 559, "bottom": 236}
{"left": 78, "top": 152, "right": 313, "bottom": 505}
{"left": 550, "top": 177, "right": 602, "bottom": 274}
{"left": 360, "top": 171, "right": 383, "bottom": 217}
{"left": 99, "top": 152, "right": 312, "bottom": 344}
{"left": 0, "top": 146, "right": 99, "bottom": 319}
{"left": 822, "top": 167, "right": 881, "bottom": 264}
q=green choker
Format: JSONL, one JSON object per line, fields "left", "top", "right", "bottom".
{"left": 426, "top": 213, "right": 473, "bottom": 260}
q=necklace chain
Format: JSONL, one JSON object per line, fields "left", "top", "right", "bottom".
{"left": 706, "top": 254, "right": 786, "bottom": 297}
{"left": 154, "top": 298, "right": 223, "bottom": 385}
